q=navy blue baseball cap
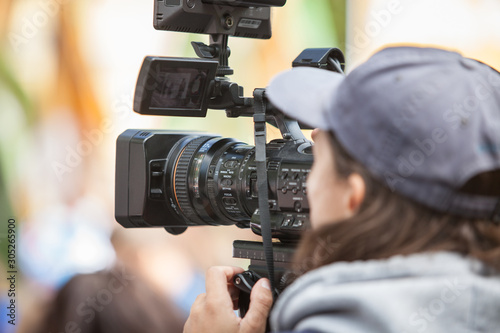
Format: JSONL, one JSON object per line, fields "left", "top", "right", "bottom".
{"left": 267, "top": 46, "right": 500, "bottom": 220}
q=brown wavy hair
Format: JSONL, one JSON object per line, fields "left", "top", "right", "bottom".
{"left": 293, "top": 132, "right": 500, "bottom": 276}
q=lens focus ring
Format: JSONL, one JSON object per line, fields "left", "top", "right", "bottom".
{"left": 174, "top": 136, "right": 213, "bottom": 225}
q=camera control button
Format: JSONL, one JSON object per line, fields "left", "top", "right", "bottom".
{"left": 224, "top": 160, "right": 238, "bottom": 168}
{"left": 221, "top": 179, "right": 233, "bottom": 187}
{"left": 151, "top": 161, "right": 163, "bottom": 171}
{"left": 292, "top": 219, "right": 303, "bottom": 228}
{"left": 223, "top": 197, "right": 237, "bottom": 206}
{"left": 150, "top": 188, "right": 163, "bottom": 198}
{"left": 280, "top": 172, "right": 289, "bottom": 180}
{"left": 282, "top": 217, "right": 294, "bottom": 227}
{"left": 292, "top": 187, "right": 298, "bottom": 194}
{"left": 281, "top": 187, "right": 288, "bottom": 194}
{"left": 152, "top": 171, "right": 163, "bottom": 177}
{"left": 294, "top": 201, "right": 302, "bottom": 212}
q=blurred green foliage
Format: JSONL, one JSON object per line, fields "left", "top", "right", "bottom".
{"left": 0, "top": 54, "right": 34, "bottom": 122}
{"left": 0, "top": 51, "right": 33, "bottom": 264}
{"left": 301, "top": 0, "right": 346, "bottom": 51}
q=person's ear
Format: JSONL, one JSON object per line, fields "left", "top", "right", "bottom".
{"left": 347, "top": 173, "right": 366, "bottom": 213}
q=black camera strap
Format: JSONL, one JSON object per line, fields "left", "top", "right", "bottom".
{"left": 253, "top": 88, "right": 277, "bottom": 301}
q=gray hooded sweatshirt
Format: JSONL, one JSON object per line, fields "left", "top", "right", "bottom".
{"left": 270, "top": 252, "right": 500, "bottom": 333}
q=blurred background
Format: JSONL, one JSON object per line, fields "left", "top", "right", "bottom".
{"left": 0, "top": 0, "right": 499, "bottom": 332}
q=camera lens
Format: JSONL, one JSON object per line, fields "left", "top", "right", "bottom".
{"left": 169, "top": 135, "right": 257, "bottom": 226}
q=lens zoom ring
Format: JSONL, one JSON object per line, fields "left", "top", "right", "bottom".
{"left": 174, "top": 136, "right": 213, "bottom": 224}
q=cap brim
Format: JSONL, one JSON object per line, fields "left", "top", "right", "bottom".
{"left": 266, "top": 67, "right": 345, "bottom": 130}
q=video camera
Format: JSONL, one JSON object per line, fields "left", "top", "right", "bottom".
{"left": 115, "top": 0, "right": 344, "bottom": 315}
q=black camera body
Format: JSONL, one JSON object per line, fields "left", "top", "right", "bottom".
{"left": 116, "top": 129, "right": 311, "bottom": 240}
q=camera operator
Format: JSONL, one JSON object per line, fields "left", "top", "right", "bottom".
{"left": 184, "top": 46, "right": 500, "bottom": 333}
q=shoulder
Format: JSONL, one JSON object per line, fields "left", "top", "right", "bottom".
{"left": 270, "top": 252, "right": 500, "bottom": 333}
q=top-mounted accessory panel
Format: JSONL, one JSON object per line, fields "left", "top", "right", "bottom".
{"left": 155, "top": 0, "right": 286, "bottom": 39}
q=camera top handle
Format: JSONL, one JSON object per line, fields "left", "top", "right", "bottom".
{"left": 196, "top": 38, "right": 345, "bottom": 142}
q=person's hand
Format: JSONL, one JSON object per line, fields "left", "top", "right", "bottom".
{"left": 184, "top": 266, "right": 273, "bottom": 333}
